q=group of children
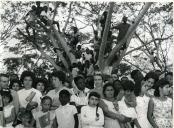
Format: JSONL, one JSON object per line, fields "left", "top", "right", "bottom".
{"left": 0, "top": 69, "right": 173, "bottom": 128}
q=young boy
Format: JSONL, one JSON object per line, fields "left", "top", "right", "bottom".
{"left": 15, "top": 110, "right": 35, "bottom": 128}
{"left": 54, "top": 89, "right": 79, "bottom": 128}
{"left": 32, "top": 96, "right": 56, "bottom": 128}
{"left": 81, "top": 91, "right": 104, "bottom": 128}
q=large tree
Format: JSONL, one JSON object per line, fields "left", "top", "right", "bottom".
{"left": 0, "top": 1, "right": 173, "bottom": 75}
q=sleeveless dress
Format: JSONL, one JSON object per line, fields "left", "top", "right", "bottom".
{"left": 153, "top": 97, "right": 172, "bottom": 128}
{"left": 4, "top": 104, "right": 14, "bottom": 128}
{"left": 135, "top": 95, "right": 152, "bottom": 128}
{"left": 102, "top": 99, "right": 121, "bottom": 128}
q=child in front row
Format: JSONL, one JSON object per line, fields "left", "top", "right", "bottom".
{"left": 53, "top": 89, "right": 79, "bottom": 128}
{"left": 81, "top": 91, "right": 104, "bottom": 128}
{"left": 32, "top": 96, "right": 56, "bottom": 128}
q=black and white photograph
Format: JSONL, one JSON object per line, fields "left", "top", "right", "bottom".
{"left": 0, "top": 1, "right": 173, "bottom": 128}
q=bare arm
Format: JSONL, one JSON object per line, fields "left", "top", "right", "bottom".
{"left": 134, "top": 119, "right": 141, "bottom": 128}
{"left": 5, "top": 107, "right": 16, "bottom": 124}
{"left": 99, "top": 100, "right": 130, "bottom": 122}
{"left": 147, "top": 98, "right": 158, "bottom": 128}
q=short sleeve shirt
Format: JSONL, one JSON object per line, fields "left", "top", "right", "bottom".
{"left": 55, "top": 104, "right": 77, "bottom": 128}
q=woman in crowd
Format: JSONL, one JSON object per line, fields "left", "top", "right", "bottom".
{"left": 144, "top": 71, "right": 158, "bottom": 97}
{"left": 34, "top": 78, "right": 48, "bottom": 96}
{"left": 9, "top": 79, "right": 22, "bottom": 92}
{"left": 99, "top": 83, "right": 128, "bottom": 128}
{"left": 147, "top": 78, "right": 172, "bottom": 128}
{"left": 135, "top": 80, "right": 152, "bottom": 128}
{"left": 17, "top": 71, "right": 42, "bottom": 110}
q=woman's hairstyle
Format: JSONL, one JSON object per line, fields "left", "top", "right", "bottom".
{"left": 94, "top": 73, "right": 103, "bottom": 80}
{"left": 20, "top": 71, "right": 35, "bottom": 87}
{"left": 144, "top": 71, "right": 158, "bottom": 84}
{"left": 34, "top": 78, "right": 48, "bottom": 90}
{"left": 121, "top": 80, "right": 135, "bottom": 91}
{"left": 103, "top": 82, "right": 117, "bottom": 98}
{"left": 88, "top": 91, "right": 100, "bottom": 99}
{"left": 113, "top": 80, "right": 123, "bottom": 96}
{"left": 88, "top": 91, "right": 100, "bottom": 118}
{"left": 41, "top": 96, "right": 52, "bottom": 104}
{"left": 9, "top": 79, "right": 22, "bottom": 89}
{"left": 154, "top": 78, "right": 170, "bottom": 97}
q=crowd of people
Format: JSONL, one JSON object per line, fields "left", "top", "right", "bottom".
{"left": 0, "top": 68, "right": 173, "bottom": 128}
{"left": 0, "top": 1, "right": 173, "bottom": 128}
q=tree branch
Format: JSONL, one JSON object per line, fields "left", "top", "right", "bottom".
{"left": 17, "top": 28, "right": 62, "bottom": 71}
{"left": 62, "top": 2, "right": 73, "bottom": 33}
{"left": 125, "top": 36, "right": 172, "bottom": 55}
{"left": 123, "top": 58, "right": 147, "bottom": 74}
{"left": 98, "top": 2, "right": 114, "bottom": 70}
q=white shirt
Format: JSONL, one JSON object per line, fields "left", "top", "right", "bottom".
{"left": 70, "top": 88, "right": 89, "bottom": 106}
{"left": 118, "top": 96, "right": 137, "bottom": 119}
{"left": 55, "top": 103, "right": 77, "bottom": 128}
{"left": 47, "top": 87, "right": 72, "bottom": 107}
{"left": 17, "top": 88, "right": 42, "bottom": 108}
{"left": 81, "top": 105, "right": 104, "bottom": 128}
{"left": 32, "top": 110, "right": 55, "bottom": 128}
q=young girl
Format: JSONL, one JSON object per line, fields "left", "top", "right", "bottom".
{"left": 32, "top": 96, "right": 56, "bottom": 128}
{"left": 54, "top": 89, "right": 79, "bottom": 128}
{"left": 147, "top": 78, "right": 172, "bottom": 128}
{"left": 2, "top": 89, "right": 16, "bottom": 127}
{"left": 81, "top": 91, "right": 104, "bottom": 128}
{"left": 135, "top": 80, "right": 152, "bottom": 128}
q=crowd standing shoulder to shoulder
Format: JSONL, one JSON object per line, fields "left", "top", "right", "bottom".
{"left": 0, "top": 2, "right": 173, "bottom": 128}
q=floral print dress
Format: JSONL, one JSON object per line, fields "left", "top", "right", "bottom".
{"left": 152, "top": 97, "right": 172, "bottom": 128}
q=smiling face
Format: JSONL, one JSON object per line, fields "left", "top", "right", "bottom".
{"left": 146, "top": 78, "right": 155, "bottom": 89}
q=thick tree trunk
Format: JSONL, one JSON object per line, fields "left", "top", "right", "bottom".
{"left": 98, "top": 2, "right": 114, "bottom": 71}
{"left": 105, "top": 3, "right": 153, "bottom": 71}
{"left": 52, "top": 27, "right": 76, "bottom": 64}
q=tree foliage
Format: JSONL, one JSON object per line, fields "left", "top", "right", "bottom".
{"left": 0, "top": 1, "right": 173, "bottom": 76}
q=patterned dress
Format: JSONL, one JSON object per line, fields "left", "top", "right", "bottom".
{"left": 152, "top": 97, "right": 172, "bottom": 128}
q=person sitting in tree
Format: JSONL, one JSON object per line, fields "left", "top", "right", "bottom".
{"left": 35, "top": 1, "right": 43, "bottom": 17}
{"left": 112, "top": 16, "right": 130, "bottom": 54}
{"left": 24, "top": 5, "right": 37, "bottom": 36}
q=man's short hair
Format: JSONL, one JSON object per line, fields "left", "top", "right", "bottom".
{"left": 51, "top": 71, "right": 66, "bottom": 83}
